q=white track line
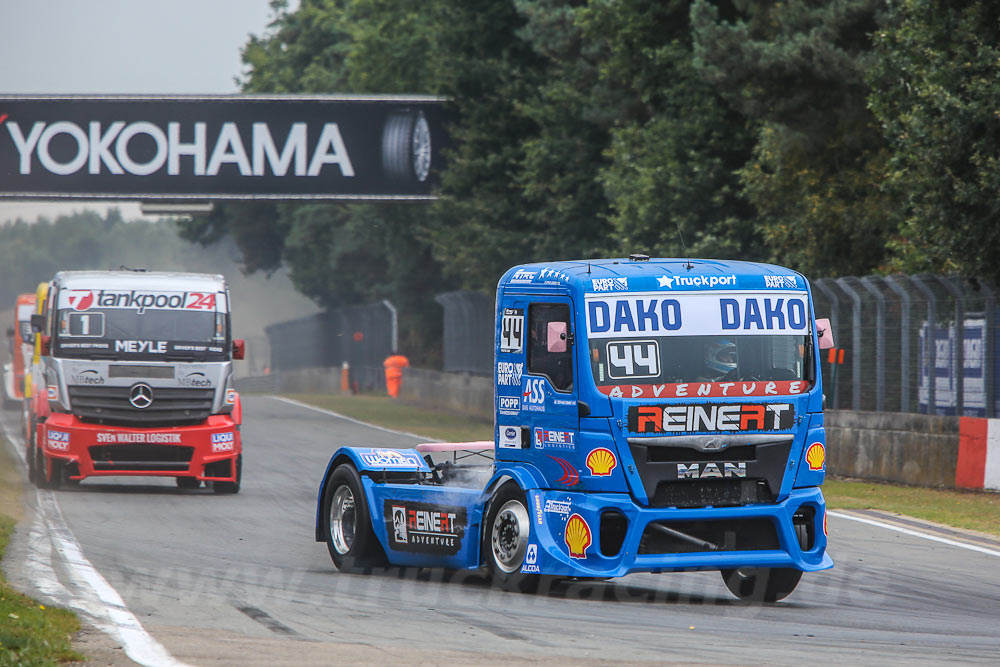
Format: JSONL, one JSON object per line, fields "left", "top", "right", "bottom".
{"left": 828, "top": 510, "right": 1000, "bottom": 559}
{"left": 0, "top": 415, "right": 190, "bottom": 667}
{"left": 269, "top": 395, "right": 442, "bottom": 442}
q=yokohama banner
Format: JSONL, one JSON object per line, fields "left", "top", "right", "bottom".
{"left": 0, "top": 95, "right": 450, "bottom": 200}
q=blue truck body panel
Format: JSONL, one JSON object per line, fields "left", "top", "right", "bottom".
{"left": 317, "top": 258, "right": 833, "bottom": 579}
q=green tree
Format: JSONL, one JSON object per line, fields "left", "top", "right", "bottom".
{"left": 868, "top": 0, "right": 1000, "bottom": 283}
{"left": 691, "top": 0, "right": 894, "bottom": 277}
{"left": 580, "top": 0, "right": 760, "bottom": 261}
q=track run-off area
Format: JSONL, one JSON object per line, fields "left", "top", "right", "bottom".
{"left": 3, "top": 395, "right": 1000, "bottom": 666}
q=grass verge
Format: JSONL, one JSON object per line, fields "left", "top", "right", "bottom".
{"left": 824, "top": 478, "right": 1000, "bottom": 537}
{"left": 0, "top": 438, "right": 82, "bottom": 664}
{"left": 285, "top": 392, "right": 1000, "bottom": 538}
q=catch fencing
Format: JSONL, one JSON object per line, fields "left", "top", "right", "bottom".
{"left": 435, "top": 291, "right": 494, "bottom": 375}
{"left": 258, "top": 274, "right": 998, "bottom": 417}
{"left": 813, "top": 274, "right": 997, "bottom": 417}
{"left": 265, "top": 300, "right": 397, "bottom": 378}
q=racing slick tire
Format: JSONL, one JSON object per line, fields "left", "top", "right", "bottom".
{"left": 26, "top": 415, "right": 38, "bottom": 484}
{"left": 212, "top": 455, "right": 242, "bottom": 494}
{"left": 483, "top": 481, "right": 541, "bottom": 593}
{"left": 322, "top": 464, "right": 385, "bottom": 572}
{"left": 37, "top": 450, "right": 61, "bottom": 490}
{"left": 176, "top": 477, "right": 201, "bottom": 490}
{"left": 720, "top": 567, "right": 802, "bottom": 603}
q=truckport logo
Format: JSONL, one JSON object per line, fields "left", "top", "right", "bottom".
{"left": 656, "top": 274, "right": 737, "bottom": 289}
{"left": 128, "top": 383, "right": 154, "bottom": 409}
{"left": 384, "top": 500, "right": 467, "bottom": 556}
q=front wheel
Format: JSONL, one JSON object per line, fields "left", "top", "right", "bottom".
{"left": 323, "top": 464, "right": 384, "bottom": 572}
{"left": 213, "top": 455, "right": 241, "bottom": 494}
{"left": 720, "top": 567, "right": 802, "bottom": 603}
{"left": 483, "top": 482, "right": 540, "bottom": 592}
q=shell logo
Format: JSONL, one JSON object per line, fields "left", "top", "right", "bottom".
{"left": 805, "top": 443, "right": 825, "bottom": 471}
{"left": 823, "top": 510, "right": 828, "bottom": 536}
{"left": 564, "top": 513, "right": 592, "bottom": 559}
{"left": 586, "top": 447, "right": 617, "bottom": 476}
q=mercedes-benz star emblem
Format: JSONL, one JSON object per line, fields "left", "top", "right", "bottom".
{"left": 129, "top": 383, "right": 154, "bottom": 409}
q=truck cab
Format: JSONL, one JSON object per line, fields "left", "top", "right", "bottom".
{"left": 316, "top": 257, "right": 832, "bottom": 601}
{"left": 3, "top": 292, "right": 36, "bottom": 408}
{"left": 29, "top": 270, "right": 244, "bottom": 492}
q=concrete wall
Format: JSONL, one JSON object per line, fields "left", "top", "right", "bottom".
{"left": 825, "top": 410, "right": 959, "bottom": 487}
{"left": 399, "top": 368, "right": 493, "bottom": 420}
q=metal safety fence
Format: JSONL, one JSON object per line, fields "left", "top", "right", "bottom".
{"left": 813, "top": 275, "right": 997, "bottom": 417}
{"left": 435, "top": 290, "right": 494, "bottom": 376}
{"left": 264, "top": 300, "right": 397, "bottom": 373}
{"left": 260, "top": 275, "right": 998, "bottom": 417}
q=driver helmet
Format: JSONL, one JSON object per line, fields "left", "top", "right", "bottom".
{"left": 704, "top": 339, "right": 737, "bottom": 375}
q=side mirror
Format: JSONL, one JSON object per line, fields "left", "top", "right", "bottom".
{"left": 232, "top": 338, "right": 246, "bottom": 360}
{"left": 547, "top": 322, "right": 568, "bottom": 353}
{"left": 30, "top": 313, "right": 45, "bottom": 334}
{"left": 40, "top": 335, "right": 51, "bottom": 356}
{"left": 815, "top": 318, "right": 835, "bottom": 350}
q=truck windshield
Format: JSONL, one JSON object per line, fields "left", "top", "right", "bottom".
{"left": 54, "top": 307, "right": 228, "bottom": 361}
{"left": 589, "top": 334, "right": 811, "bottom": 398}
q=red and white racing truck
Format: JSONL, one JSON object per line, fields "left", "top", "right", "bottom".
{"left": 28, "top": 270, "right": 245, "bottom": 492}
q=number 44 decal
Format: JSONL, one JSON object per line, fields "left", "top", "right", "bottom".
{"left": 501, "top": 308, "right": 524, "bottom": 353}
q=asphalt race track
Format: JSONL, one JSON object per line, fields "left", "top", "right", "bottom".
{"left": 4, "top": 395, "right": 1000, "bottom": 666}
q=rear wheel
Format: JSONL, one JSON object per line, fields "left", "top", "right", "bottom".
{"left": 212, "top": 455, "right": 241, "bottom": 494}
{"left": 483, "top": 482, "right": 540, "bottom": 592}
{"left": 37, "top": 451, "right": 61, "bottom": 490}
{"left": 323, "top": 464, "right": 383, "bottom": 572}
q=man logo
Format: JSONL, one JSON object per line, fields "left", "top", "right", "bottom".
{"left": 129, "top": 383, "right": 153, "bottom": 409}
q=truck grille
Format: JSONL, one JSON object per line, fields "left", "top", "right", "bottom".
{"left": 89, "top": 444, "right": 194, "bottom": 472}
{"left": 68, "top": 385, "right": 214, "bottom": 426}
{"left": 628, "top": 437, "right": 793, "bottom": 508}
{"left": 637, "top": 518, "right": 779, "bottom": 554}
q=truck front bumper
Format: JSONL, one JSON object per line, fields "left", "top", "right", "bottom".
{"left": 39, "top": 413, "right": 241, "bottom": 483}
{"left": 526, "top": 486, "right": 832, "bottom": 577}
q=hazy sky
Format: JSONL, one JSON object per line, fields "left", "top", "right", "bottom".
{"left": 0, "top": 0, "right": 285, "bottom": 223}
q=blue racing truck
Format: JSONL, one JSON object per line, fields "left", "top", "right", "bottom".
{"left": 316, "top": 256, "right": 834, "bottom": 601}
